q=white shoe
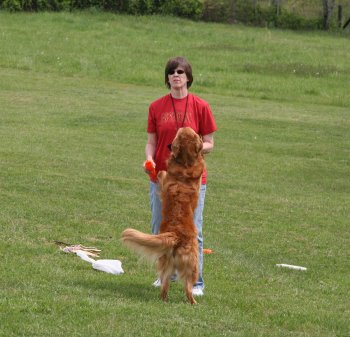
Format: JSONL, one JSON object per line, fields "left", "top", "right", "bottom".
{"left": 152, "top": 275, "right": 177, "bottom": 287}
{"left": 153, "top": 278, "right": 161, "bottom": 287}
{"left": 192, "top": 287, "right": 204, "bottom": 296}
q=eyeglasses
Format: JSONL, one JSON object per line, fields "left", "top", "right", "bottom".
{"left": 168, "top": 69, "right": 185, "bottom": 75}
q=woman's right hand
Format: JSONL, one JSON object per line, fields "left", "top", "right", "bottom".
{"left": 143, "top": 159, "right": 156, "bottom": 176}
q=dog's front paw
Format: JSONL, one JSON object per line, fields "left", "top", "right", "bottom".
{"left": 157, "top": 170, "right": 167, "bottom": 185}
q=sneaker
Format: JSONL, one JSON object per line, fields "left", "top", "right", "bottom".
{"left": 152, "top": 275, "right": 177, "bottom": 288}
{"left": 153, "top": 278, "right": 161, "bottom": 287}
{"left": 192, "top": 287, "right": 204, "bottom": 296}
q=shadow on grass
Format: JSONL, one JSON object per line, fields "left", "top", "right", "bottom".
{"left": 73, "top": 273, "right": 191, "bottom": 304}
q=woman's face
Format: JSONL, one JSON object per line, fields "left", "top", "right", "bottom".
{"left": 168, "top": 67, "right": 188, "bottom": 90}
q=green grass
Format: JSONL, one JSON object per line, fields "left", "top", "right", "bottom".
{"left": 0, "top": 12, "right": 349, "bottom": 337}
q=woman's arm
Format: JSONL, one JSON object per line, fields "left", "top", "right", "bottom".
{"left": 145, "top": 132, "right": 157, "bottom": 163}
{"left": 202, "top": 133, "right": 214, "bottom": 154}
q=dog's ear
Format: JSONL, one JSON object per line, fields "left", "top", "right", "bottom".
{"left": 172, "top": 142, "right": 180, "bottom": 158}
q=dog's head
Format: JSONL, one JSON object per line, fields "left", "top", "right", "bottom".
{"left": 171, "top": 127, "right": 203, "bottom": 167}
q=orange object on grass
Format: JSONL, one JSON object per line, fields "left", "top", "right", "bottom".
{"left": 203, "top": 249, "right": 214, "bottom": 254}
{"left": 145, "top": 160, "right": 157, "bottom": 180}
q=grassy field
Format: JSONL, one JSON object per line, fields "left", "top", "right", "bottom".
{"left": 0, "top": 12, "right": 349, "bottom": 337}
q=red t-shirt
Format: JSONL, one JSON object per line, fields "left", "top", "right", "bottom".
{"left": 147, "top": 93, "right": 217, "bottom": 184}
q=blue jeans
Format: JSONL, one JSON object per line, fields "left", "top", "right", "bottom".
{"left": 150, "top": 182, "right": 206, "bottom": 289}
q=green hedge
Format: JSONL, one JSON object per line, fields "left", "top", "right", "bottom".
{"left": 0, "top": 0, "right": 203, "bottom": 17}
{"left": 1, "top": 0, "right": 71, "bottom": 11}
{"left": 202, "top": 0, "right": 324, "bottom": 30}
{"left": 0, "top": 0, "right": 330, "bottom": 30}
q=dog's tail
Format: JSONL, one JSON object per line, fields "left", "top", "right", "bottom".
{"left": 122, "top": 228, "right": 179, "bottom": 263}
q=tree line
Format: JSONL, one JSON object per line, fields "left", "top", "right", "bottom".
{"left": 0, "top": 0, "right": 348, "bottom": 31}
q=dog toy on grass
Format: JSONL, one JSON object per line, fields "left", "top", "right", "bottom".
{"left": 203, "top": 249, "right": 214, "bottom": 254}
{"left": 276, "top": 264, "right": 307, "bottom": 271}
{"left": 55, "top": 241, "right": 123, "bottom": 275}
{"left": 55, "top": 241, "right": 101, "bottom": 257}
{"left": 144, "top": 160, "right": 157, "bottom": 180}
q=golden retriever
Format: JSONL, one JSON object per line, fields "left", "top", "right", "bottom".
{"left": 122, "top": 127, "right": 205, "bottom": 304}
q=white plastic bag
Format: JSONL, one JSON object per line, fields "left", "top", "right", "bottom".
{"left": 76, "top": 251, "right": 124, "bottom": 275}
{"left": 92, "top": 259, "right": 124, "bottom": 274}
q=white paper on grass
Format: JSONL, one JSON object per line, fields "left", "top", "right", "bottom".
{"left": 76, "top": 251, "right": 124, "bottom": 275}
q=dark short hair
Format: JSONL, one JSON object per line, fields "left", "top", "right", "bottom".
{"left": 164, "top": 56, "right": 193, "bottom": 89}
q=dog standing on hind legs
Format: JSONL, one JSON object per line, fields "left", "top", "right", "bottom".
{"left": 122, "top": 127, "right": 205, "bottom": 304}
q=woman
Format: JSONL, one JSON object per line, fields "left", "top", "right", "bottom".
{"left": 144, "top": 56, "right": 217, "bottom": 296}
